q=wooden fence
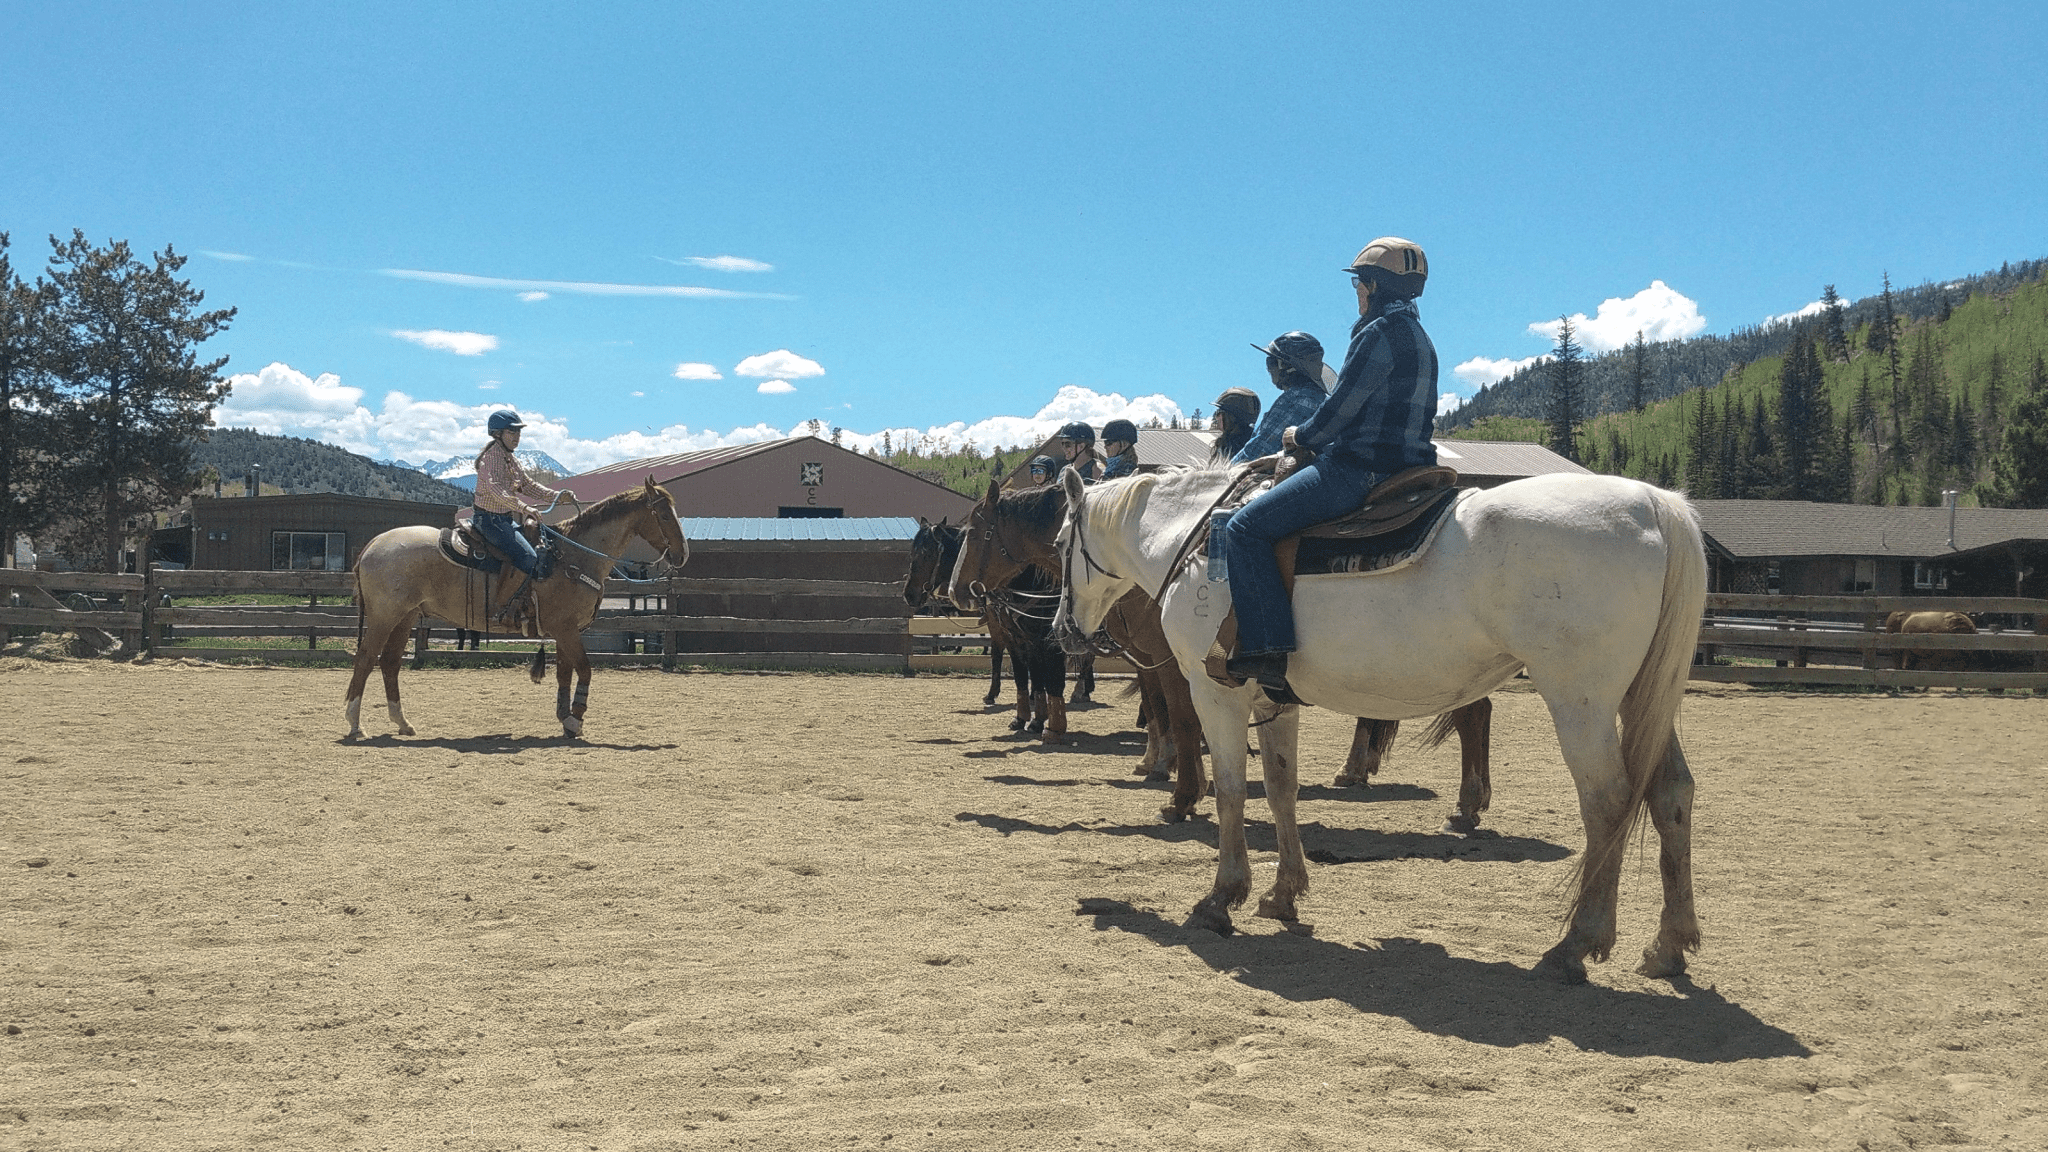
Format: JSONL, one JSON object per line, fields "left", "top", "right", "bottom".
{"left": 4, "top": 569, "right": 2042, "bottom": 686}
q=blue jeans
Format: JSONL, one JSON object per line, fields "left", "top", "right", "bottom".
{"left": 1222, "top": 456, "right": 1384, "bottom": 656}
{"left": 474, "top": 510, "right": 540, "bottom": 577}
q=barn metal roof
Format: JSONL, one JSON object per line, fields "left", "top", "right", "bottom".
{"left": 678, "top": 517, "right": 921, "bottom": 541}
{"left": 1692, "top": 500, "right": 2048, "bottom": 560}
{"left": 1431, "top": 439, "right": 1592, "bottom": 479}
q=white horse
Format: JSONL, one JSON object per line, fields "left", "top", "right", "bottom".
{"left": 1051, "top": 466, "right": 1707, "bottom": 984}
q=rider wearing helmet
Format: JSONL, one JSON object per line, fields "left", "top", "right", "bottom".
{"left": 1026, "top": 454, "right": 1062, "bottom": 485}
{"left": 472, "top": 410, "right": 562, "bottom": 584}
{"left": 1211, "top": 387, "right": 1262, "bottom": 462}
{"left": 1100, "top": 418, "right": 1140, "bottom": 480}
{"left": 1056, "top": 421, "right": 1102, "bottom": 483}
{"left": 1223, "top": 238, "right": 1439, "bottom": 697}
{"left": 1232, "top": 331, "right": 1331, "bottom": 465}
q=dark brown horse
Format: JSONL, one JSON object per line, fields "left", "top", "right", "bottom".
{"left": 345, "top": 479, "right": 688, "bottom": 739}
{"left": 904, "top": 518, "right": 1006, "bottom": 706}
{"left": 950, "top": 477, "right": 1499, "bottom": 831}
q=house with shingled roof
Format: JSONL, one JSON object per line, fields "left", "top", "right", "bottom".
{"left": 1691, "top": 499, "right": 2048, "bottom": 598}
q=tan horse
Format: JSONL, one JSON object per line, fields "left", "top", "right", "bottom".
{"left": 344, "top": 479, "right": 688, "bottom": 739}
{"left": 1883, "top": 609, "right": 1978, "bottom": 671}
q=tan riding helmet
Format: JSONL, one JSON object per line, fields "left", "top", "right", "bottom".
{"left": 1344, "top": 237, "right": 1428, "bottom": 298}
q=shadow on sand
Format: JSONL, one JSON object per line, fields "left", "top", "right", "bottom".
{"left": 340, "top": 733, "right": 677, "bottom": 754}
{"left": 1075, "top": 900, "right": 1809, "bottom": 1063}
{"left": 954, "top": 810, "right": 1569, "bottom": 865}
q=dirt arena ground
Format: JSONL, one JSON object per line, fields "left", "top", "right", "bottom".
{"left": 2, "top": 657, "right": 2044, "bottom": 1151}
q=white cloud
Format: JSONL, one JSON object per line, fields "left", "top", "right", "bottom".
{"left": 735, "top": 350, "right": 825, "bottom": 379}
{"left": 517, "top": 291, "right": 549, "bottom": 302}
{"left": 1527, "top": 281, "right": 1706, "bottom": 353}
{"left": 478, "top": 382, "right": 500, "bottom": 390}
{"left": 630, "top": 391, "right": 644, "bottom": 397}
{"left": 382, "top": 267, "right": 791, "bottom": 300}
{"left": 209, "top": 369, "right": 1193, "bottom": 481}
{"left": 1439, "top": 392, "right": 1465, "bottom": 414}
{"left": 393, "top": 329, "right": 498, "bottom": 356}
{"left": 199, "top": 250, "right": 254, "bottom": 262}
{"left": 1453, "top": 355, "right": 1543, "bottom": 388}
{"left": 664, "top": 255, "right": 774, "bottom": 273}
{"left": 672, "top": 362, "right": 723, "bottom": 380}
{"left": 1764, "top": 299, "right": 1830, "bottom": 327}
{"left": 756, "top": 380, "right": 797, "bottom": 394}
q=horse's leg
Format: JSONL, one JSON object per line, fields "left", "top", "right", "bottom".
{"left": 1068, "top": 653, "right": 1094, "bottom": 704}
{"left": 1184, "top": 682, "right": 1256, "bottom": 934}
{"left": 1336, "top": 717, "right": 1398, "bottom": 787}
{"left": 1532, "top": 701, "right": 1634, "bottom": 984}
{"left": 1040, "top": 644, "right": 1067, "bottom": 745}
{"left": 378, "top": 610, "right": 420, "bottom": 737}
{"left": 1159, "top": 660, "right": 1207, "bottom": 823}
{"left": 1636, "top": 735, "right": 1701, "bottom": 978}
{"left": 985, "top": 642, "right": 1004, "bottom": 706}
{"left": 1252, "top": 701, "right": 1308, "bottom": 923}
{"left": 1134, "top": 665, "right": 1167, "bottom": 777}
{"left": 1447, "top": 698, "right": 1494, "bottom": 834}
{"left": 555, "top": 632, "right": 590, "bottom": 737}
{"left": 344, "top": 626, "right": 387, "bottom": 740}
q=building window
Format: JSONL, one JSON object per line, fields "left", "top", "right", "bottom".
{"left": 777, "top": 506, "right": 844, "bottom": 518}
{"left": 273, "top": 531, "right": 347, "bottom": 571}
{"left": 1912, "top": 561, "right": 1947, "bottom": 590}
{"left": 1766, "top": 560, "right": 1782, "bottom": 594}
{"left": 1845, "top": 558, "right": 1876, "bottom": 593}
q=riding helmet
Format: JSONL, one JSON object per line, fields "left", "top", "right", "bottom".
{"left": 1102, "top": 418, "right": 1138, "bottom": 445}
{"left": 1027, "top": 454, "right": 1061, "bottom": 481}
{"left": 487, "top": 410, "right": 527, "bottom": 434}
{"left": 1056, "top": 421, "right": 1096, "bottom": 445}
{"left": 1343, "top": 237, "right": 1428, "bottom": 299}
{"left": 1251, "top": 331, "right": 1327, "bottom": 385}
{"left": 1213, "top": 386, "right": 1261, "bottom": 427}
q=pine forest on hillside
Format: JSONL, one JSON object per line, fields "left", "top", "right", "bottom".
{"left": 1443, "top": 262, "right": 2048, "bottom": 508}
{"left": 192, "top": 428, "right": 473, "bottom": 505}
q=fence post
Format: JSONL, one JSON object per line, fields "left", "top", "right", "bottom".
{"left": 140, "top": 562, "right": 158, "bottom": 658}
{"left": 308, "top": 592, "right": 319, "bottom": 650}
{"left": 2036, "top": 613, "right": 2046, "bottom": 696}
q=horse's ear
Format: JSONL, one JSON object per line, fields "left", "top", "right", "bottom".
{"left": 917, "top": 515, "right": 930, "bottom": 530}
{"left": 983, "top": 479, "right": 1001, "bottom": 505}
{"left": 1060, "top": 466, "right": 1086, "bottom": 502}
{"left": 936, "top": 516, "right": 949, "bottom": 529}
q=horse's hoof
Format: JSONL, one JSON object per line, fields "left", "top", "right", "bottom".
{"left": 1636, "top": 947, "right": 1688, "bottom": 980}
{"left": 1040, "top": 733, "right": 1063, "bottom": 746}
{"left": 563, "top": 718, "right": 584, "bottom": 738}
{"left": 1144, "top": 769, "right": 1169, "bottom": 782}
{"left": 1444, "top": 813, "right": 1481, "bottom": 835}
{"left": 1254, "top": 895, "right": 1299, "bottom": 922}
{"left": 1027, "top": 720, "right": 1045, "bottom": 734}
{"left": 1183, "top": 904, "right": 1234, "bottom": 937}
{"left": 1007, "top": 718, "right": 1025, "bottom": 731}
{"left": 1158, "top": 805, "right": 1188, "bottom": 824}
{"left": 1531, "top": 946, "right": 1589, "bottom": 985}
{"left": 397, "top": 725, "right": 416, "bottom": 737}
{"left": 1334, "top": 774, "right": 1362, "bottom": 788}
{"left": 344, "top": 730, "right": 361, "bottom": 742}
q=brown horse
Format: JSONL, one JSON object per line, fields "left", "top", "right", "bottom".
{"left": 344, "top": 479, "right": 689, "bottom": 739}
{"left": 904, "top": 517, "right": 1007, "bottom": 706}
{"left": 949, "top": 478, "right": 1500, "bottom": 830}
{"left": 1884, "top": 609, "right": 1979, "bottom": 671}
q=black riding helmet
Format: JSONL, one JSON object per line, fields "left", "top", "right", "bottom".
{"left": 1056, "top": 421, "right": 1096, "bottom": 445}
{"left": 1213, "top": 386, "right": 1261, "bottom": 427}
{"left": 1027, "top": 454, "right": 1061, "bottom": 481}
{"left": 1102, "top": 418, "right": 1138, "bottom": 445}
{"left": 1251, "top": 331, "right": 1326, "bottom": 386}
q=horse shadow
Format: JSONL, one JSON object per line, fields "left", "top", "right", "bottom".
{"left": 974, "top": 769, "right": 1442, "bottom": 806}
{"left": 340, "top": 734, "right": 678, "bottom": 754}
{"left": 954, "top": 810, "right": 1569, "bottom": 865}
{"left": 1075, "top": 900, "right": 1809, "bottom": 1063}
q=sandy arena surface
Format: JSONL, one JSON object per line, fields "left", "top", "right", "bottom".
{"left": 2, "top": 658, "right": 2045, "bottom": 1151}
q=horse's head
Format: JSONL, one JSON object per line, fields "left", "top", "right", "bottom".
{"left": 634, "top": 477, "right": 689, "bottom": 572}
{"left": 948, "top": 479, "right": 1067, "bottom": 611}
{"left": 904, "top": 516, "right": 953, "bottom": 607}
{"left": 1053, "top": 466, "right": 1138, "bottom": 655}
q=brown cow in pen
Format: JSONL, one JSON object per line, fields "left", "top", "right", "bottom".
{"left": 1883, "top": 610, "right": 1977, "bottom": 672}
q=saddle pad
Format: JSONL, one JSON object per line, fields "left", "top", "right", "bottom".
{"left": 438, "top": 525, "right": 502, "bottom": 574}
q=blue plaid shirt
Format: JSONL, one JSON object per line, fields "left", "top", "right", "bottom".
{"left": 1230, "top": 383, "right": 1326, "bottom": 465}
{"left": 1296, "top": 299, "right": 1438, "bottom": 474}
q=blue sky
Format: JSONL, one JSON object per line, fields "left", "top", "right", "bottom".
{"left": 5, "top": 2, "right": 2043, "bottom": 472}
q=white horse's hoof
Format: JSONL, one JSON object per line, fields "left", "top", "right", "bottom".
{"left": 562, "top": 717, "right": 584, "bottom": 737}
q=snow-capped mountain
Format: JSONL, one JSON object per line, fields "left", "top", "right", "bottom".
{"left": 400, "top": 450, "right": 571, "bottom": 492}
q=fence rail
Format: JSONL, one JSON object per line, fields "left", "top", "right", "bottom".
{"left": 4, "top": 569, "right": 2042, "bottom": 685}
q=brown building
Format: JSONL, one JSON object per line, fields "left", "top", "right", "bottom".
{"left": 999, "top": 429, "right": 1591, "bottom": 490}
{"left": 556, "top": 436, "right": 973, "bottom": 523}
{"left": 1692, "top": 499, "right": 2048, "bottom": 598}
{"left": 161, "top": 493, "right": 462, "bottom": 571}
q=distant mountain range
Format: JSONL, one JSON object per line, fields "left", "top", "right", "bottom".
{"left": 194, "top": 428, "right": 474, "bottom": 504}
{"left": 395, "top": 450, "right": 572, "bottom": 492}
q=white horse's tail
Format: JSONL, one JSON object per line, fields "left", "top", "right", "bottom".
{"left": 1619, "top": 487, "right": 1707, "bottom": 781}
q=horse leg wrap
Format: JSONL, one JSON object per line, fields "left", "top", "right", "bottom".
{"left": 1043, "top": 695, "right": 1067, "bottom": 743}
{"left": 571, "top": 685, "right": 589, "bottom": 717}
{"left": 556, "top": 686, "right": 571, "bottom": 721}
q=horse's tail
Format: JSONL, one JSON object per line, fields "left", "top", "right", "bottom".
{"left": 352, "top": 566, "right": 365, "bottom": 654}
{"left": 1416, "top": 709, "right": 1461, "bottom": 753}
{"left": 1619, "top": 486, "right": 1707, "bottom": 783}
